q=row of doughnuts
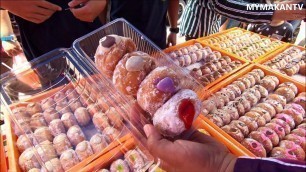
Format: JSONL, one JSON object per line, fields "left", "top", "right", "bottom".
{"left": 13, "top": 83, "right": 125, "bottom": 171}
{"left": 97, "top": 148, "right": 148, "bottom": 172}
{"left": 202, "top": 68, "right": 306, "bottom": 159}
{"left": 94, "top": 35, "right": 202, "bottom": 137}
{"left": 264, "top": 46, "right": 306, "bottom": 76}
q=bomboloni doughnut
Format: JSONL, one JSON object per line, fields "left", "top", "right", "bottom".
{"left": 75, "top": 141, "right": 94, "bottom": 161}
{"left": 249, "top": 131, "right": 273, "bottom": 153}
{"left": 105, "top": 107, "right": 124, "bottom": 129}
{"left": 222, "top": 125, "right": 244, "bottom": 142}
{"left": 222, "top": 106, "right": 239, "bottom": 121}
{"left": 245, "top": 112, "right": 266, "bottom": 127}
{"left": 153, "top": 89, "right": 202, "bottom": 137}
{"left": 68, "top": 98, "right": 83, "bottom": 113}
{"left": 265, "top": 99, "right": 283, "bottom": 114}
{"left": 124, "top": 149, "right": 145, "bottom": 171}
{"left": 34, "top": 127, "right": 53, "bottom": 143}
{"left": 43, "top": 158, "right": 64, "bottom": 172}
{"left": 30, "top": 113, "right": 47, "bottom": 131}
{"left": 103, "top": 126, "right": 121, "bottom": 141}
{"left": 256, "top": 103, "right": 276, "bottom": 118}
{"left": 257, "top": 127, "right": 279, "bottom": 146}
{"left": 61, "top": 112, "right": 78, "bottom": 129}
{"left": 265, "top": 123, "right": 286, "bottom": 139}
{"left": 241, "top": 138, "right": 266, "bottom": 157}
{"left": 137, "top": 66, "right": 181, "bottom": 115}
{"left": 278, "top": 82, "right": 298, "bottom": 95}
{"left": 56, "top": 101, "right": 71, "bottom": 114}
{"left": 74, "top": 107, "right": 91, "bottom": 126}
{"left": 275, "top": 113, "right": 295, "bottom": 129}
{"left": 93, "top": 112, "right": 111, "bottom": 132}
{"left": 41, "top": 98, "right": 56, "bottom": 111}
{"left": 87, "top": 103, "right": 101, "bottom": 118}
{"left": 49, "top": 119, "right": 66, "bottom": 136}
{"left": 67, "top": 125, "right": 86, "bottom": 147}
{"left": 239, "top": 116, "right": 259, "bottom": 132}
{"left": 270, "top": 118, "right": 291, "bottom": 135}
{"left": 95, "top": 35, "right": 137, "bottom": 77}
{"left": 53, "top": 133, "right": 73, "bottom": 156}
{"left": 229, "top": 120, "right": 249, "bottom": 136}
{"left": 54, "top": 91, "right": 67, "bottom": 103}
{"left": 19, "top": 148, "right": 41, "bottom": 171}
{"left": 65, "top": 89, "right": 79, "bottom": 100}
{"left": 206, "top": 114, "right": 224, "bottom": 127}
{"left": 16, "top": 134, "right": 35, "bottom": 153}
{"left": 113, "top": 51, "right": 156, "bottom": 96}
{"left": 90, "top": 134, "right": 109, "bottom": 153}
{"left": 27, "top": 102, "right": 42, "bottom": 116}
{"left": 250, "top": 107, "right": 271, "bottom": 123}
{"left": 110, "top": 159, "right": 130, "bottom": 172}
{"left": 274, "top": 87, "right": 296, "bottom": 103}
{"left": 35, "top": 141, "right": 57, "bottom": 162}
{"left": 253, "top": 85, "right": 268, "bottom": 98}
{"left": 43, "top": 108, "right": 60, "bottom": 125}
{"left": 266, "top": 94, "right": 287, "bottom": 107}
{"left": 60, "top": 149, "right": 80, "bottom": 171}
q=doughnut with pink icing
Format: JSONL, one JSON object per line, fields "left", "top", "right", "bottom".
{"left": 270, "top": 118, "right": 291, "bottom": 135}
{"left": 278, "top": 140, "right": 305, "bottom": 161}
{"left": 275, "top": 113, "right": 295, "bottom": 129}
{"left": 291, "top": 128, "right": 306, "bottom": 137}
{"left": 284, "top": 134, "right": 306, "bottom": 151}
{"left": 249, "top": 131, "right": 273, "bottom": 153}
{"left": 265, "top": 123, "right": 286, "bottom": 140}
{"left": 270, "top": 147, "right": 301, "bottom": 160}
{"left": 285, "top": 103, "right": 305, "bottom": 118}
{"left": 241, "top": 138, "right": 266, "bottom": 157}
{"left": 257, "top": 127, "right": 279, "bottom": 146}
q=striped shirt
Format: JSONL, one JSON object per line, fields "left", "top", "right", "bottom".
{"left": 180, "top": 0, "right": 274, "bottom": 38}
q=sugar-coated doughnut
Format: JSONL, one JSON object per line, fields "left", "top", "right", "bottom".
{"left": 54, "top": 91, "right": 67, "bottom": 103}
{"left": 249, "top": 131, "right": 273, "bottom": 153}
{"left": 265, "top": 123, "right": 286, "bottom": 139}
{"left": 265, "top": 99, "right": 283, "bottom": 114}
{"left": 278, "top": 82, "right": 298, "bottom": 95}
{"left": 105, "top": 107, "right": 124, "bottom": 129}
{"left": 53, "top": 133, "right": 73, "bottom": 156}
{"left": 68, "top": 98, "right": 83, "bottom": 113}
{"left": 270, "top": 118, "right": 291, "bottom": 135}
{"left": 241, "top": 138, "right": 266, "bottom": 157}
{"left": 61, "top": 112, "right": 79, "bottom": 129}
{"left": 256, "top": 103, "right": 276, "bottom": 118}
{"left": 34, "top": 127, "right": 53, "bottom": 143}
{"left": 222, "top": 125, "right": 244, "bottom": 142}
{"left": 90, "top": 134, "right": 109, "bottom": 154}
{"left": 16, "top": 134, "right": 35, "bottom": 153}
{"left": 242, "top": 92, "right": 259, "bottom": 107}
{"left": 284, "top": 134, "right": 306, "bottom": 151}
{"left": 35, "top": 141, "right": 57, "bottom": 162}
{"left": 211, "top": 109, "right": 231, "bottom": 125}
{"left": 110, "top": 159, "right": 130, "bottom": 172}
{"left": 87, "top": 103, "right": 101, "bottom": 118}
{"left": 124, "top": 149, "right": 145, "bottom": 171}
{"left": 19, "top": 148, "right": 41, "bottom": 171}
{"left": 226, "top": 84, "right": 242, "bottom": 98}
{"left": 253, "top": 85, "right": 268, "bottom": 98}
{"left": 27, "top": 102, "right": 42, "bottom": 116}
{"left": 239, "top": 116, "right": 258, "bottom": 132}
{"left": 137, "top": 66, "right": 181, "bottom": 115}
{"left": 43, "top": 108, "right": 60, "bottom": 125}
{"left": 206, "top": 114, "right": 224, "bottom": 127}
{"left": 274, "top": 87, "right": 296, "bottom": 102}
{"left": 222, "top": 106, "right": 239, "bottom": 120}
{"left": 67, "top": 125, "right": 86, "bottom": 147}
{"left": 293, "top": 96, "right": 306, "bottom": 110}
{"left": 252, "top": 69, "right": 265, "bottom": 78}
{"left": 275, "top": 113, "right": 295, "bottom": 129}
{"left": 41, "top": 97, "right": 56, "bottom": 111}
{"left": 93, "top": 112, "right": 111, "bottom": 133}
{"left": 232, "top": 81, "right": 246, "bottom": 93}
{"left": 49, "top": 119, "right": 66, "bottom": 136}
{"left": 153, "top": 89, "right": 202, "bottom": 137}
{"left": 75, "top": 141, "right": 94, "bottom": 161}
{"left": 245, "top": 112, "right": 266, "bottom": 127}
{"left": 250, "top": 107, "right": 271, "bottom": 123}
{"left": 266, "top": 94, "right": 287, "bottom": 107}
{"left": 60, "top": 149, "right": 80, "bottom": 171}
{"left": 30, "top": 113, "right": 47, "bottom": 131}
{"left": 74, "top": 107, "right": 91, "bottom": 126}
{"left": 103, "top": 127, "right": 121, "bottom": 141}
{"left": 95, "top": 35, "right": 137, "bottom": 77}
{"left": 257, "top": 127, "right": 279, "bottom": 146}
{"left": 220, "top": 88, "right": 236, "bottom": 101}
{"left": 43, "top": 158, "right": 64, "bottom": 172}
{"left": 260, "top": 77, "right": 276, "bottom": 92}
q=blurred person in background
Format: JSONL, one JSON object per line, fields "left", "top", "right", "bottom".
{"left": 0, "top": 0, "right": 106, "bottom": 61}
{"left": 110, "top": 0, "right": 179, "bottom": 49}
{"left": 180, "top": 0, "right": 306, "bottom": 41}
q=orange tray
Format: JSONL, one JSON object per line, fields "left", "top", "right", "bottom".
{"left": 1, "top": 128, "right": 8, "bottom": 172}
{"left": 197, "top": 27, "right": 287, "bottom": 63}
{"left": 200, "top": 63, "right": 305, "bottom": 157}
{"left": 164, "top": 40, "right": 250, "bottom": 90}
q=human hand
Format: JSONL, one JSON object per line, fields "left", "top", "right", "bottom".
{"left": 1, "top": 0, "right": 61, "bottom": 24}
{"left": 69, "top": 0, "right": 107, "bottom": 22}
{"left": 144, "top": 124, "right": 237, "bottom": 172}
{"left": 167, "top": 33, "right": 177, "bottom": 47}
{"left": 2, "top": 41, "right": 23, "bottom": 57}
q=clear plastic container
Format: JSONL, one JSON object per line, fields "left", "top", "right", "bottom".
{"left": 0, "top": 48, "right": 155, "bottom": 172}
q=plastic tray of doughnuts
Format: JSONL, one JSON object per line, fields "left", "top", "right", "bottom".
{"left": 0, "top": 49, "right": 155, "bottom": 172}
{"left": 197, "top": 27, "right": 285, "bottom": 62}
{"left": 256, "top": 44, "right": 306, "bottom": 84}
{"left": 163, "top": 39, "right": 249, "bottom": 88}
{"left": 201, "top": 63, "right": 306, "bottom": 160}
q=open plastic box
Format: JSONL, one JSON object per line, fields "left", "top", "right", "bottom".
{"left": 0, "top": 48, "right": 155, "bottom": 172}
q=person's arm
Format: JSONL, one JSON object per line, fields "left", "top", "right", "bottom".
{"left": 166, "top": 0, "right": 179, "bottom": 47}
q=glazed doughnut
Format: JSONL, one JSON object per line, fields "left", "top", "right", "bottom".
{"left": 284, "top": 134, "right": 306, "bottom": 151}
{"left": 34, "top": 127, "right": 53, "bottom": 143}
{"left": 265, "top": 123, "right": 286, "bottom": 139}
{"left": 75, "top": 141, "right": 94, "bottom": 161}
{"left": 206, "top": 114, "right": 224, "bottom": 127}
{"left": 275, "top": 113, "right": 295, "bottom": 129}
{"left": 105, "top": 107, "right": 124, "bottom": 129}
{"left": 211, "top": 109, "right": 231, "bottom": 125}
{"left": 61, "top": 112, "right": 79, "bottom": 129}
{"left": 30, "top": 113, "right": 48, "bottom": 131}
{"left": 243, "top": 74, "right": 256, "bottom": 87}
{"left": 124, "top": 149, "right": 145, "bottom": 171}
{"left": 265, "top": 94, "right": 286, "bottom": 107}
{"left": 245, "top": 88, "right": 261, "bottom": 100}
{"left": 245, "top": 112, "right": 266, "bottom": 127}
{"left": 250, "top": 107, "right": 271, "bottom": 123}
{"left": 249, "top": 131, "right": 273, "bottom": 153}
{"left": 226, "top": 84, "right": 242, "bottom": 98}
{"left": 95, "top": 35, "right": 137, "bottom": 77}
{"left": 26, "top": 102, "right": 42, "bottom": 116}
{"left": 265, "top": 75, "right": 279, "bottom": 86}
{"left": 220, "top": 88, "right": 236, "bottom": 101}
{"left": 291, "top": 128, "right": 306, "bottom": 137}
{"left": 110, "top": 159, "right": 130, "bottom": 172}
{"left": 35, "top": 141, "right": 57, "bottom": 162}
{"left": 113, "top": 51, "right": 156, "bottom": 96}
{"left": 137, "top": 66, "right": 181, "bottom": 115}
{"left": 43, "top": 108, "right": 60, "bottom": 125}
{"left": 278, "top": 140, "right": 305, "bottom": 161}
{"left": 278, "top": 82, "right": 298, "bottom": 95}
{"left": 74, "top": 107, "right": 91, "bottom": 126}
{"left": 19, "top": 148, "right": 41, "bottom": 171}
{"left": 274, "top": 87, "right": 296, "bottom": 102}
{"left": 215, "top": 92, "right": 230, "bottom": 105}
{"left": 270, "top": 118, "right": 291, "bottom": 135}
{"left": 227, "top": 101, "right": 246, "bottom": 116}
{"left": 237, "top": 77, "right": 252, "bottom": 89}
{"left": 265, "top": 99, "right": 283, "bottom": 114}
{"left": 60, "top": 149, "right": 80, "bottom": 171}
{"left": 53, "top": 133, "right": 73, "bottom": 156}
{"left": 12, "top": 107, "right": 30, "bottom": 119}
{"left": 41, "top": 98, "right": 56, "bottom": 111}
{"left": 282, "top": 107, "right": 303, "bottom": 125}
{"left": 239, "top": 116, "right": 259, "bottom": 132}
{"left": 242, "top": 92, "right": 259, "bottom": 107}
{"left": 49, "top": 119, "right": 66, "bottom": 137}
{"left": 153, "top": 89, "right": 202, "bottom": 137}
{"left": 67, "top": 125, "right": 86, "bottom": 147}
{"left": 257, "top": 127, "right": 279, "bottom": 146}
{"left": 235, "top": 96, "right": 251, "bottom": 112}
{"left": 222, "top": 106, "right": 239, "bottom": 120}
{"left": 202, "top": 99, "right": 217, "bottom": 115}
{"left": 222, "top": 125, "right": 244, "bottom": 142}
{"left": 241, "top": 138, "right": 266, "bottom": 157}
{"left": 256, "top": 103, "right": 276, "bottom": 118}
{"left": 285, "top": 103, "right": 305, "bottom": 118}
{"left": 229, "top": 120, "right": 249, "bottom": 136}
{"left": 103, "top": 127, "right": 121, "bottom": 141}
{"left": 90, "top": 133, "right": 109, "bottom": 154}
{"left": 247, "top": 72, "right": 261, "bottom": 84}
{"left": 297, "top": 123, "right": 306, "bottom": 130}
{"left": 93, "top": 112, "right": 111, "bottom": 132}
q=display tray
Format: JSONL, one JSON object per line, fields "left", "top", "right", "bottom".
{"left": 197, "top": 27, "right": 286, "bottom": 62}
{"left": 163, "top": 40, "right": 249, "bottom": 89}
{"left": 255, "top": 44, "right": 305, "bottom": 84}
{"left": 200, "top": 64, "right": 305, "bottom": 158}
{"left": 0, "top": 49, "right": 154, "bottom": 172}
{"left": 0, "top": 129, "right": 7, "bottom": 172}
